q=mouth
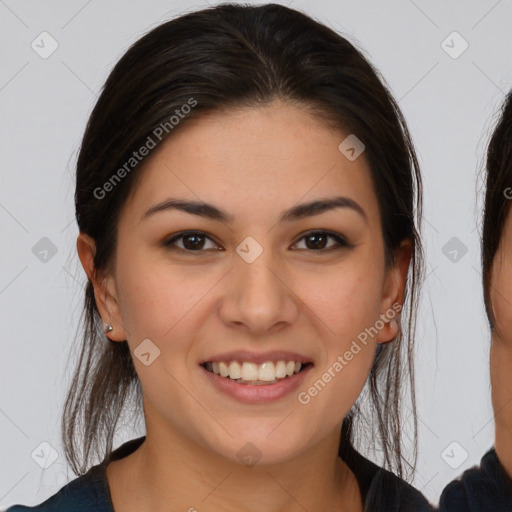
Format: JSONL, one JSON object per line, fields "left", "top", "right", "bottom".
{"left": 201, "top": 360, "right": 314, "bottom": 386}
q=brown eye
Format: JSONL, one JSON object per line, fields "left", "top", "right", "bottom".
{"left": 163, "top": 231, "right": 221, "bottom": 252}
{"left": 292, "top": 231, "right": 352, "bottom": 251}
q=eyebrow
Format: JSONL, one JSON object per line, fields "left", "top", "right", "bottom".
{"left": 141, "top": 196, "right": 368, "bottom": 224}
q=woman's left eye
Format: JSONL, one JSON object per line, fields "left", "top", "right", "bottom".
{"left": 162, "top": 230, "right": 352, "bottom": 253}
{"left": 292, "top": 231, "right": 352, "bottom": 251}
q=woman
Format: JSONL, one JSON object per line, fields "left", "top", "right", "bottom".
{"left": 6, "top": 3, "right": 432, "bottom": 511}
{"left": 438, "top": 92, "right": 512, "bottom": 510}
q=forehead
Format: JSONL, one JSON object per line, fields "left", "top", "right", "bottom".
{"left": 122, "top": 102, "right": 380, "bottom": 226}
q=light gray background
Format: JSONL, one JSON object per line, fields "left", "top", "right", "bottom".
{"left": 1, "top": 0, "right": 511, "bottom": 508}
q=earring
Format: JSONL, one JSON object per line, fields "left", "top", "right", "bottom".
{"left": 377, "top": 318, "right": 399, "bottom": 345}
{"left": 104, "top": 323, "right": 113, "bottom": 334}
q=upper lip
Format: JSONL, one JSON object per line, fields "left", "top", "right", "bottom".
{"left": 199, "top": 350, "right": 313, "bottom": 366}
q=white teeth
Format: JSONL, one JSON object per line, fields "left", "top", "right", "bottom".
{"left": 228, "top": 361, "right": 242, "bottom": 379}
{"left": 275, "top": 361, "right": 287, "bottom": 378}
{"left": 206, "top": 360, "right": 306, "bottom": 382}
{"left": 258, "top": 362, "right": 275, "bottom": 381}
{"left": 241, "top": 362, "right": 258, "bottom": 381}
{"left": 219, "top": 362, "right": 229, "bottom": 377}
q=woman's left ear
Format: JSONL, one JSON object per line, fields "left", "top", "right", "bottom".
{"left": 376, "top": 238, "right": 412, "bottom": 344}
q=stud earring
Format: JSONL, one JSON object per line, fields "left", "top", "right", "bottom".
{"left": 377, "top": 318, "right": 399, "bottom": 345}
{"left": 104, "top": 323, "right": 113, "bottom": 334}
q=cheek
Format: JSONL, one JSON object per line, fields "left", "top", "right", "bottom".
{"left": 301, "top": 262, "right": 384, "bottom": 339}
{"left": 297, "top": 333, "right": 376, "bottom": 429}
{"left": 297, "top": 266, "right": 381, "bottom": 406}
{"left": 116, "top": 258, "right": 219, "bottom": 339}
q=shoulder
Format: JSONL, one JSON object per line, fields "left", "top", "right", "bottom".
{"left": 4, "top": 463, "right": 111, "bottom": 512}
{"left": 3, "top": 461, "right": 111, "bottom": 512}
{"left": 343, "top": 447, "right": 434, "bottom": 511}
{"left": 438, "top": 447, "right": 512, "bottom": 511}
{"left": 365, "top": 461, "right": 434, "bottom": 511}
{"left": 4, "top": 436, "right": 145, "bottom": 512}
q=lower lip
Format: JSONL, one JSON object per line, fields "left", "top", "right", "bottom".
{"left": 200, "top": 364, "right": 313, "bottom": 404}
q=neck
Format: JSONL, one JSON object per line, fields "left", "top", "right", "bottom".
{"left": 107, "top": 409, "right": 363, "bottom": 512}
{"left": 491, "top": 335, "right": 512, "bottom": 479}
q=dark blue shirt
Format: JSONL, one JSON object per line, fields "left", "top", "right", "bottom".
{"left": 6, "top": 436, "right": 433, "bottom": 511}
{"left": 438, "top": 447, "right": 512, "bottom": 511}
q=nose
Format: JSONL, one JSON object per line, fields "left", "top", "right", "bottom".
{"left": 218, "top": 245, "right": 299, "bottom": 336}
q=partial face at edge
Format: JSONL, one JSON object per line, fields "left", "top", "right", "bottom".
{"left": 78, "top": 100, "right": 410, "bottom": 465}
{"left": 489, "top": 208, "right": 512, "bottom": 343}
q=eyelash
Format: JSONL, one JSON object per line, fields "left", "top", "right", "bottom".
{"left": 162, "top": 230, "right": 353, "bottom": 253}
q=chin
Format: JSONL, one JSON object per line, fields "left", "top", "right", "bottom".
{"left": 200, "top": 423, "right": 313, "bottom": 467}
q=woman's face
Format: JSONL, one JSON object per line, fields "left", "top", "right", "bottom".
{"left": 79, "top": 101, "right": 409, "bottom": 465}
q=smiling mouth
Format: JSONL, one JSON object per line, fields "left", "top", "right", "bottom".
{"left": 201, "top": 360, "right": 313, "bottom": 385}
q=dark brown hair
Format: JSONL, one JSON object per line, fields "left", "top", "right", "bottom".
{"left": 65, "top": 2, "right": 424, "bottom": 480}
{"left": 481, "top": 90, "right": 512, "bottom": 329}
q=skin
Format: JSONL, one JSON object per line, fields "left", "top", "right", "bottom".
{"left": 77, "top": 100, "right": 411, "bottom": 512}
{"left": 489, "top": 208, "right": 512, "bottom": 479}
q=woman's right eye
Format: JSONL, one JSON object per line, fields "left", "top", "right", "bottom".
{"left": 162, "top": 231, "right": 222, "bottom": 252}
